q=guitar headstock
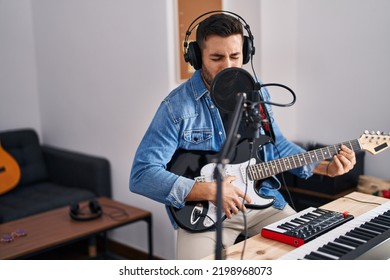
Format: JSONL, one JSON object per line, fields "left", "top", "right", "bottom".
{"left": 359, "top": 130, "right": 390, "bottom": 155}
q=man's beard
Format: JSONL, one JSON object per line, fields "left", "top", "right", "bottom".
{"left": 201, "top": 68, "right": 213, "bottom": 89}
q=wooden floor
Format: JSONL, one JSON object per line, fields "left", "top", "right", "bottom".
{"left": 25, "top": 238, "right": 153, "bottom": 260}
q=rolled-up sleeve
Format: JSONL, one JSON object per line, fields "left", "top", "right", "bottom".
{"left": 130, "top": 101, "right": 195, "bottom": 208}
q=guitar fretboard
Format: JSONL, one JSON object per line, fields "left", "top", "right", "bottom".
{"left": 247, "top": 139, "right": 362, "bottom": 181}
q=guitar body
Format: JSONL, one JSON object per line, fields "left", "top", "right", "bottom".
{"left": 167, "top": 138, "right": 275, "bottom": 232}
{"left": 0, "top": 143, "right": 21, "bottom": 195}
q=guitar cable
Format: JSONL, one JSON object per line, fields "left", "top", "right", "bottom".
{"left": 248, "top": 45, "right": 297, "bottom": 211}
{"left": 342, "top": 196, "right": 382, "bottom": 206}
{"left": 237, "top": 140, "right": 297, "bottom": 259}
{"left": 238, "top": 143, "right": 254, "bottom": 260}
{"left": 238, "top": 140, "right": 289, "bottom": 259}
{"left": 273, "top": 144, "right": 297, "bottom": 212}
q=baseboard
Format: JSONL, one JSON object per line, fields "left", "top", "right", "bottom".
{"left": 106, "top": 238, "right": 162, "bottom": 260}
{"left": 24, "top": 237, "right": 162, "bottom": 260}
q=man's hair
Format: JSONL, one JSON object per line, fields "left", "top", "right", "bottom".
{"left": 196, "top": 13, "right": 243, "bottom": 50}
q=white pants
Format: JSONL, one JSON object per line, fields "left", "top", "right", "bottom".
{"left": 176, "top": 204, "right": 296, "bottom": 259}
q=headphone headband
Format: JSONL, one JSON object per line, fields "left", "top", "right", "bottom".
{"left": 184, "top": 10, "right": 254, "bottom": 46}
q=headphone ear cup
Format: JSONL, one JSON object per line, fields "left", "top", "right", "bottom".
{"left": 69, "top": 202, "right": 80, "bottom": 220}
{"left": 69, "top": 200, "right": 102, "bottom": 221}
{"left": 89, "top": 200, "right": 102, "bottom": 216}
{"left": 242, "top": 35, "right": 254, "bottom": 65}
{"left": 185, "top": 41, "right": 202, "bottom": 70}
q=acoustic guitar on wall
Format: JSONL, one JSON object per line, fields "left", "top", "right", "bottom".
{"left": 0, "top": 142, "right": 21, "bottom": 195}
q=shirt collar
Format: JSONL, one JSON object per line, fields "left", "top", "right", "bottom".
{"left": 190, "top": 70, "right": 209, "bottom": 101}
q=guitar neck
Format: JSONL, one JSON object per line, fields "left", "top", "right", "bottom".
{"left": 247, "top": 139, "right": 362, "bottom": 181}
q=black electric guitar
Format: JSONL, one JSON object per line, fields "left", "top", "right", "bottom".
{"left": 168, "top": 131, "right": 390, "bottom": 232}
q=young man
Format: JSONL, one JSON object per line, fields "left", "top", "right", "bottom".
{"left": 130, "top": 12, "right": 356, "bottom": 259}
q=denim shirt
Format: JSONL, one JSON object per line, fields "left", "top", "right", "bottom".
{"left": 130, "top": 70, "right": 316, "bottom": 229}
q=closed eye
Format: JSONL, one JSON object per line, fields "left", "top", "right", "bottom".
{"left": 210, "top": 53, "right": 241, "bottom": 62}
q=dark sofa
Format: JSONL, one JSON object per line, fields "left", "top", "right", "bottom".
{"left": 0, "top": 128, "right": 111, "bottom": 223}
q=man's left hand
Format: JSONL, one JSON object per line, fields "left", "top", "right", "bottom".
{"left": 326, "top": 144, "right": 356, "bottom": 177}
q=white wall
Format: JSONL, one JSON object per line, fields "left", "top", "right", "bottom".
{"left": 32, "top": 0, "right": 177, "bottom": 259}
{"left": 258, "top": 0, "right": 298, "bottom": 135}
{"left": 1, "top": 0, "right": 389, "bottom": 259}
{"left": 0, "top": 0, "right": 41, "bottom": 132}
{"left": 257, "top": 0, "right": 390, "bottom": 178}
{"left": 293, "top": 1, "right": 390, "bottom": 177}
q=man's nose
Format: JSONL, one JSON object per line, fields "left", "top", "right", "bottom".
{"left": 222, "top": 58, "right": 235, "bottom": 69}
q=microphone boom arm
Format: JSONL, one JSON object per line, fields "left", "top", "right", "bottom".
{"left": 214, "top": 92, "right": 246, "bottom": 260}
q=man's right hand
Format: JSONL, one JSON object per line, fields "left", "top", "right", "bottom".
{"left": 185, "top": 175, "right": 252, "bottom": 219}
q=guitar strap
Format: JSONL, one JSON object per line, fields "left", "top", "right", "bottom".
{"left": 259, "top": 102, "right": 275, "bottom": 144}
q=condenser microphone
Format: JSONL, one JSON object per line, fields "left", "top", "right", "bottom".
{"left": 210, "top": 67, "right": 256, "bottom": 113}
{"left": 210, "top": 67, "right": 271, "bottom": 143}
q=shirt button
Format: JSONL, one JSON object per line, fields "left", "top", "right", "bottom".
{"left": 219, "top": 131, "right": 222, "bottom": 135}
{"left": 211, "top": 105, "right": 215, "bottom": 109}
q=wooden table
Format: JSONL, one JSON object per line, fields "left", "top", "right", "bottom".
{"left": 203, "top": 192, "right": 389, "bottom": 260}
{"left": 0, "top": 197, "right": 153, "bottom": 259}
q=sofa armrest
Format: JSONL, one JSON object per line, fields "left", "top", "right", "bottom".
{"left": 42, "top": 145, "right": 112, "bottom": 198}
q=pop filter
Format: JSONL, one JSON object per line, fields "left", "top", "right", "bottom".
{"left": 210, "top": 67, "right": 256, "bottom": 113}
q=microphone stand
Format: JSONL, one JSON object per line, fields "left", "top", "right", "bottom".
{"left": 214, "top": 92, "right": 246, "bottom": 260}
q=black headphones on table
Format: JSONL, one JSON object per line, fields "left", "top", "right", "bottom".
{"left": 69, "top": 199, "right": 102, "bottom": 221}
{"left": 183, "top": 10, "right": 256, "bottom": 70}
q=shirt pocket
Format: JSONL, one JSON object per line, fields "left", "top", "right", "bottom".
{"left": 183, "top": 129, "right": 213, "bottom": 149}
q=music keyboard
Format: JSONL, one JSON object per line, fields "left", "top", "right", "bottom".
{"left": 261, "top": 207, "right": 354, "bottom": 247}
{"left": 279, "top": 201, "right": 390, "bottom": 260}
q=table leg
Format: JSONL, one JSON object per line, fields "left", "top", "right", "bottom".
{"left": 88, "top": 235, "right": 98, "bottom": 258}
{"left": 145, "top": 215, "right": 153, "bottom": 259}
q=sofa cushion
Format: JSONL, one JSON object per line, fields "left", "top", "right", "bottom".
{"left": 0, "top": 182, "right": 96, "bottom": 223}
{"left": 0, "top": 129, "right": 49, "bottom": 187}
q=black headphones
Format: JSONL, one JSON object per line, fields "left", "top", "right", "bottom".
{"left": 69, "top": 199, "right": 102, "bottom": 221}
{"left": 183, "top": 10, "right": 256, "bottom": 70}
